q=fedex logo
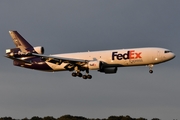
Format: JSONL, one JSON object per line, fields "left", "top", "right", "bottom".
{"left": 90, "top": 63, "right": 96, "bottom": 66}
{"left": 112, "top": 50, "right": 142, "bottom": 60}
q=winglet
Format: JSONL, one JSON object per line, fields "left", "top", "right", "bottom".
{"left": 9, "top": 31, "right": 34, "bottom": 52}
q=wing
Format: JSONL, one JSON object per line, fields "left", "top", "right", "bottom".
{"left": 31, "top": 53, "right": 89, "bottom": 65}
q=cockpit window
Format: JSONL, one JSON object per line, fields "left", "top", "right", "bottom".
{"left": 164, "top": 50, "right": 172, "bottom": 53}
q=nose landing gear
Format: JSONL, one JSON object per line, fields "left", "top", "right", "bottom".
{"left": 148, "top": 64, "right": 154, "bottom": 74}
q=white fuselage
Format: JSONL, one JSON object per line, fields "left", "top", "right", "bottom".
{"left": 6, "top": 31, "right": 176, "bottom": 79}
{"left": 46, "top": 47, "right": 175, "bottom": 71}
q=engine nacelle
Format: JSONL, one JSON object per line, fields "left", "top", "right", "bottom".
{"left": 96, "top": 61, "right": 117, "bottom": 74}
{"left": 34, "top": 46, "right": 44, "bottom": 54}
{"left": 83, "top": 61, "right": 117, "bottom": 74}
{"left": 101, "top": 67, "right": 117, "bottom": 74}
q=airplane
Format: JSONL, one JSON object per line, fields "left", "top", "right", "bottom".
{"left": 5, "top": 31, "right": 175, "bottom": 79}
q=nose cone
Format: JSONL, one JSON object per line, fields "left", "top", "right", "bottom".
{"left": 167, "top": 52, "right": 176, "bottom": 61}
{"left": 171, "top": 52, "right": 176, "bottom": 59}
{"left": 163, "top": 49, "right": 175, "bottom": 62}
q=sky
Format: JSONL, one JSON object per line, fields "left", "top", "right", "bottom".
{"left": 0, "top": 0, "right": 180, "bottom": 120}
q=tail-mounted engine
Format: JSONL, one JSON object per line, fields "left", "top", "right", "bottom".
{"left": 33, "top": 46, "right": 44, "bottom": 54}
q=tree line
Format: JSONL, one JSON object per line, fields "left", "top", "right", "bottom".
{"left": 0, "top": 115, "right": 160, "bottom": 120}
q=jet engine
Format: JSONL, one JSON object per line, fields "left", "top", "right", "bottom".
{"left": 99, "top": 67, "right": 117, "bottom": 74}
{"left": 34, "top": 46, "right": 44, "bottom": 54}
{"left": 96, "top": 61, "right": 117, "bottom": 74}
{"left": 84, "top": 61, "right": 117, "bottom": 74}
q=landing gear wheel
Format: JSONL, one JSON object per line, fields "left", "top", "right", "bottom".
{"left": 87, "top": 75, "right": 92, "bottom": 79}
{"left": 72, "top": 72, "right": 77, "bottom": 77}
{"left": 76, "top": 72, "right": 82, "bottom": 77}
{"left": 149, "top": 70, "right": 153, "bottom": 74}
{"left": 82, "top": 75, "right": 87, "bottom": 79}
{"left": 82, "top": 75, "right": 92, "bottom": 79}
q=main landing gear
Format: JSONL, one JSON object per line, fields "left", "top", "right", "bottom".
{"left": 71, "top": 68, "right": 92, "bottom": 79}
{"left": 72, "top": 72, "right": 82, "bottom": 77}
{"left": 69, "top": 66, "right": 92, "bottom": 79}
{"left": 72, "top": 72, "right": 92, "bottom": 79}
{"left": 148, "top": 64, "right": 154, "bottom": 74}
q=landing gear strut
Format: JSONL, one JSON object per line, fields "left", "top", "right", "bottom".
{"left": 148, "top": 64, "right": 154, "bottom": 74}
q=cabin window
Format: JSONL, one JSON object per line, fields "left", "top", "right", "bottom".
{"left": 164, "top": 50, "right": 171, "bottom": 53}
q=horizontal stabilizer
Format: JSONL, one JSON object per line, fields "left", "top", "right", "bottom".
{"left": 5, "top": 55, "right": 32, "bottom": 64}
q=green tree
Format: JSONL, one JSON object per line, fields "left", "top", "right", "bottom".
{"left": 22, "top": 117, "right": 29, "bottom": 120}
{"left": 0, "top": 117, "right": 14, "bottom": 120}
{"left": 57, "top": 115, "right": 87, "bottom": 120}
{"left": 136, "top": 118, "right": 147, "bottom": 120}
{"left": 30, "top": 116, "right": 43, "bottom": 120}
{"left": 108, "top": 116, "right": 122, "bottom": 120}
{"left": 43, "top": 116, "right": 56, "bottom": 120}
{"left": 121, "top": 115, "right": 133, "bottom": 120}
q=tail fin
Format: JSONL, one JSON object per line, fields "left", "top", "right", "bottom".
{"left": 9, "top": 31, "right": 35, "bottom": 53}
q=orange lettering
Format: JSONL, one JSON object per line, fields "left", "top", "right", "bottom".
{"left": 135, "top": 52, "right": 142, "bottom": 58}
{"left": 129, "top": 50, "right": 134, "bottom": 59}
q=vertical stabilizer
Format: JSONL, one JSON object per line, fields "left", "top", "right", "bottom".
{"left": 9, "top": 31, "right": 34, "bottom": 52}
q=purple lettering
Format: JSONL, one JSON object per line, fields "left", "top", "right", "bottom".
{"left": 112, "top": 50, "right": 142, "bottom": 60}
{"left": 112, "top": 52, "right": 118, "bottom": 60}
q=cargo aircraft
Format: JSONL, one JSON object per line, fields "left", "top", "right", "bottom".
{"left": 5, "top": 31, "right": 175, "bottom": 79}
